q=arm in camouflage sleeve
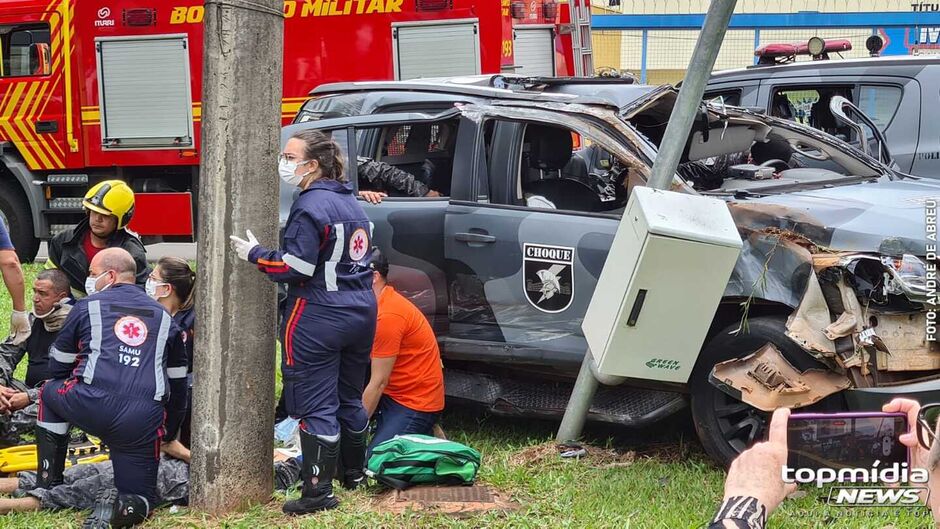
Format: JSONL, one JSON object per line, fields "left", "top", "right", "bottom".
{"left": 0, "top": 340, "right": 25, "bottom": 384}
{"left": 707, "top": 496, "right": 767, "bottom": 529}
{"left": 357, "top": 157, "right": 430, "bottom": 197}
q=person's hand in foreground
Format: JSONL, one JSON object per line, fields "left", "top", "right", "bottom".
{"left": 358, "top": 190, "right": 387, "bottom": 204}
{"left": 1, "top": 390, "right": 28, "bottom": 413}
{"left": 161, "top": 439, "right": 191, "bottom": 464}
{"left": 883, "top": 398, "right": 940, "bottom": 516}
{"left": 710, "top": 407, "right": 795, "bottom": 529}
{"left": 7, "top": 311, "right": 29, "bottom": 345}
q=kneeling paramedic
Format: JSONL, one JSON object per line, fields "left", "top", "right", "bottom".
{"left": 35, "top": 248, "right": 188, "bottom": 528}
{"left": 230, "top": 129, "right": 376, "bottom": 515}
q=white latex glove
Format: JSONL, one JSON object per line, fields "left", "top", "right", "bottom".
{"left": 8, "top": 310, "right": 30, "bottom": 345}
{"left": 229, "top": 230, "right": 259, "bottom": 262}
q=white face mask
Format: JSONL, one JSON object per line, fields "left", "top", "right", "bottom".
{"left": 278, "top": 157, "right": 310, "bottom": 187}
{"left": 145, "top": 278, "right": 170, "bottom": 300}
{"left": 84, "top": 271, "right": 112, "bottom": 296}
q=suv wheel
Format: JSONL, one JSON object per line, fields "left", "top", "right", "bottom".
{"left": 690, "top": 315, "right": 836, "bottom": 467}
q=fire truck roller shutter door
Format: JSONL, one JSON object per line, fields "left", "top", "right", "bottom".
{"left": 512, "top": 26, "right": 556, "bottom": 77}
{"left": 393, "top": 21, "right": 480, "bottom": 80}
{"left": 96, "top": 36, "right": 194, "bottom": 148}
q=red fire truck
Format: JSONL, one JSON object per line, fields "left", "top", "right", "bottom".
{"left": 0, "top": 0, "right": 592, "bottom": 261}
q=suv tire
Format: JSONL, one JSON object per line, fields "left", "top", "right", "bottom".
{"left": 690, "top": 315, "right": 833, "bottom": 467}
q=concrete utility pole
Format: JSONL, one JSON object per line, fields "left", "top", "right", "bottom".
{"left": 191, "top": 0, "right": 284, "bottom": 514}
{"left": 556, "top": 0, "right": 738, "bottom": 444}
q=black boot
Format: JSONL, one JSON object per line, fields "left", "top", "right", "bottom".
{"left": 338, "top": 425, "right": 368, "bottom": 490}
{"left": 282, "top": 431, "right": 340, "bottom": 515}
{"left": 82, "top": 488, "right": 150, "bottom": 529}
{"left": 111, "top": 493, "right": 150, "bottom": 528}
{"left": 35, "top": 425, "right": 68, "bottom": 489}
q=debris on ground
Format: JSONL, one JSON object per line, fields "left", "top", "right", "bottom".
{"left": 508, "top": 442, "right": 636, "bottom": 469}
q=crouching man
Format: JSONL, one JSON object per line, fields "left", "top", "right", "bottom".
{"left": 36, "top": 248, "right": 188, "bottom": 529}
{"left": 362, "top": 248, "right": 445, "bottom": 455}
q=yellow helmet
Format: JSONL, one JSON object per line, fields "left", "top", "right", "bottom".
{"left": 83, "top": 180, "right": 135, "bottom": 229}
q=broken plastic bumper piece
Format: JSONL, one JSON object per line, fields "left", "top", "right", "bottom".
{"left": 709, "top": 343, "right": 851, "bottom": 412}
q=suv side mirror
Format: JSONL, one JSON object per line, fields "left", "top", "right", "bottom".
{"left": 829, "top": 95, "right": 895, "bottom": 167}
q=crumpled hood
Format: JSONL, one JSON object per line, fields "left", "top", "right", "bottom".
{"left": 741, "top": 178, "right": 940, "bottom": 256}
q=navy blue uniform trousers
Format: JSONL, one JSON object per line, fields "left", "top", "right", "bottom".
{"left": 38, "top": 379, "right": 164, "bottom": 503}
{"left": 281, "top": 296, "right": 376, "bottom": 437}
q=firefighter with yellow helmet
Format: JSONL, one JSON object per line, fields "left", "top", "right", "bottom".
{"left": 46, "top": 180, "right": 149, "bottom": 296}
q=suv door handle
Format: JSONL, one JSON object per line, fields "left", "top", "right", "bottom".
{"left": 455, "top": 232, "right": 496, "bottom": 244}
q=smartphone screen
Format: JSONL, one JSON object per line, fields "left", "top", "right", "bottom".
{"left": 787, "top": 413, "right": 908, "bottom": 470}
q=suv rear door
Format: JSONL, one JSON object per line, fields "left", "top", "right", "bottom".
{"left": 282, "top": 110, "right": 464, "bottom": 332}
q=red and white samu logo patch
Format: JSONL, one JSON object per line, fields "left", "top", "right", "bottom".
{"left": 349, "top": 227, "right": 369, "bottom": 262}
{"left": 114, "top": 316, "right": 148, "bottom": 347}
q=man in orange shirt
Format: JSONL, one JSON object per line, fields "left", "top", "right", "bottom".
{"left": 362, "top": 248, "right": 445, "bottom": 454}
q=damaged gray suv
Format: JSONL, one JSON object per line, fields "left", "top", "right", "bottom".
{"left": 284, "top": 76, "right": 940, "bottom": 466}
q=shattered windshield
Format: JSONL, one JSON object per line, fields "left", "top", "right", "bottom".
{"left": 624, "top": 98, "right": 886, "bottom": 195}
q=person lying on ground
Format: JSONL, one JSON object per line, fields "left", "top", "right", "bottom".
{"left": 362, "top": 247, "right": 445, "bottom": 455}
{"left": 0, "top": 440, "right": 302, "bottom": 515}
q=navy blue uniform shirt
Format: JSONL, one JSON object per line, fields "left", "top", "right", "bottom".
{"left": 249, "top": 179, "right": 374, "bottom": 307}
{"left": 49, "top": 283, "right": 189, "bottom": 439}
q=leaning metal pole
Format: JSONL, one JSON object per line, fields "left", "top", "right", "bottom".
{"left": 556, "top": 0, "right": 739, "bottom": 443}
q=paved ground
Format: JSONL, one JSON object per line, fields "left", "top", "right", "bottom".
{"left": 35, "top": 242, "right": 197, "bottom": 263}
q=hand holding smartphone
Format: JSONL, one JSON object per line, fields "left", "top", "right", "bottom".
{"left": 787, "top": 412, "right": 909, "bottom": 471}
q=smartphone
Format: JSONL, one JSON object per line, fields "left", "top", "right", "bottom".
{"left": 787, "top": 412, "right": 909, "bottom": 470}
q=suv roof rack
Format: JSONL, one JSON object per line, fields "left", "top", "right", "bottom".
{"left": 490, "top": 74, "right": 637, "bottom": 91}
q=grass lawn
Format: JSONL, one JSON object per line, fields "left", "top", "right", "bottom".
{"left": 0, "top": 264, "right": 934, "bottom": 527}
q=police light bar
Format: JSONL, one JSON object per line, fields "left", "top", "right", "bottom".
{"left": 755, "top": 38, "right": 852, "bottom": 65}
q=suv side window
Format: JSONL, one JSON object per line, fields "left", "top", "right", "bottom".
{"left": 857, "top": 85, "right": 903, "bottom": 132}
{"left": 770, "top": 85, "right": 854, "bottom": 136}
{"left": 356, "top": 119, "right": 459, "bottom": 198}
{"left": 704, "top": 90, "right": 742, "bottom": 107}
{"left": 485, "top": 119, "right": 631, "bottom": 214}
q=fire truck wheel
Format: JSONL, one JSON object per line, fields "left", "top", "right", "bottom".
{"left": 0, "top": 180, "right": 39, "bottom": 263}
{"left": 689, "top": 315, "right": 837, "bottom": 468}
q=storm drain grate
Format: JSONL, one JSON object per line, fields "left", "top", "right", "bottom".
{"left": 397, "top": 485, "right": 495, "bottom": 503}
